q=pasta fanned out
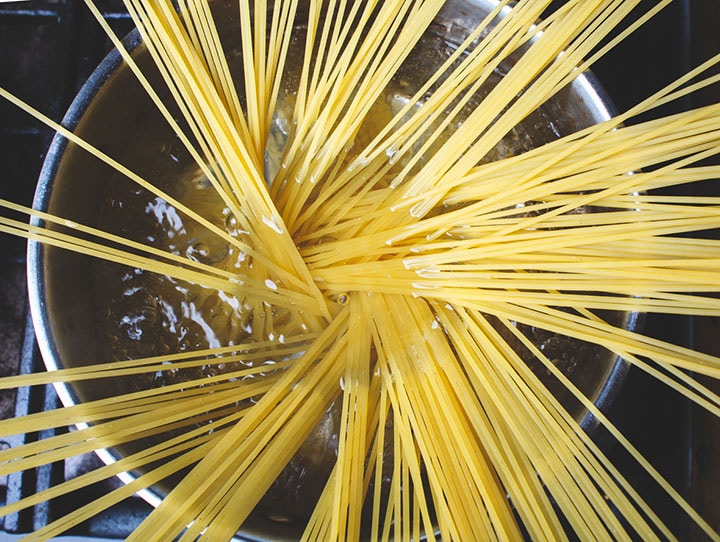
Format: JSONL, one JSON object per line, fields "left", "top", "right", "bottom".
{"left": 1, "top": 0, "right": 719, "bottom": 540}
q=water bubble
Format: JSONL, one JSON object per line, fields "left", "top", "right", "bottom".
{"left": 185, "top": 239, "right": 229, "bottom": 265}
{"left": 224, "top": 212, "right": 239, "bottom": 235}
{"left": 265, "top": 279, "right": 278, "bottom": 291}
{"left": 260, "top": 359, "right": 278, "bottom": 377}
{"left": 119, "top": 314, "right": 146, "bottom": 341}
{"left": 181, "top": 300, "right": 221, "bottom": 349}
{"left": 348, "top": 156, "right": 369, "bottom": 172}
{"left": 191, "top": 172, "right": 212, "bottom": 190}
{"left": 385, "top": 144, "right": 399, "bottom": 164}
{"left": 146, "top": 197, "right": 186, "bottom": 234}
{"left": 186, "top": 242, "right": 211, "bottom": 263}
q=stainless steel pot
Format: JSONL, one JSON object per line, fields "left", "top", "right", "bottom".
{"left": 28, "top": 0, "right": 638, "bottom": 539}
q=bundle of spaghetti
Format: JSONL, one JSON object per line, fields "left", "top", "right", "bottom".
{"left": 122, "top": 308, "right": 348, "bottom": 540}
{"left": 1, "top": 0, "right": 720, "bottom": 540}
{"left": 307, "top": 185, "right": 720, "bottom": 301}
{"left": 24, "top": 439, "right": 213, "bottom": 541}
{"left": 0, "top": 372, "right": 272, "bottom": 476}
{"left": 443, "top": 113, "right": 720, "bottom": 211}
{"left": 378, "top": 393, "right": 433, "bottom": 542}
{"left": 271, "top": 0, "right": 450, "bottom": 229}
{"left": 312, "top": 267, "right": 720, "bottom": 318}
{"left": 432, "top": 310, "right": 571, "bottom": 539}
{"left": 444, "top": 294, "right": 717, "bottom": 542}
{"left": 455, "top": 297, "right": 720, "bottom": 397}
{"left": 0, "top": 382, "right": 243, "bottom": 439}
{"left": 398, "top": 220, "right": 720, "bottom": 276}
{"left": 0, "top": 413, "right": 235, "bottom": 523}
{"left": 0, "top": 329, "right": 316, "bottom": 531}
{"left": 368, "top": 293, "right": 523, "bottom": 541}
{"left": 297, "top": 102, "right": 720, "bottom": 267}
{"left": 0, "top": 200, "right": 322, "bottom": 311}
{"left": 124, "top": 0, "right": 260, "bottom": 211}
{"left": 0, "top": 339, "right": 306, "bottom": 413}
{"left": 494, "top": 308, "right": 718, "bottom": 537}
{"left": 327, "top": 293, "right": 374, "bottom": 540}
{"left": 302, "top": 373, "right": 389, "bottom": 541}
{"left": 286, "top": 0, "right": 553, "bottom": 239}
{"left": 122, "top": 0, "right": 329, "bottom": 316}
{"left": 79, "top": 0, "right": 264, "bottom": 249}
{"left": 0, "top": 343, "right": 310, "bottom": 538}
{"left": 177, "top": 0, "right": 249, "bottom": 145}
{"left": 303, "top": 186, "right": 720, "bottom": 287}
{"left": 299, "top": 36, "right": 720, "bottom": 247}
{"left": 2, "top": 416, "right": 244, "bottom": 536}
{"left": 396, "top": 0, "right": 658, "bottom": 199}
{"left": 303, "top": 292, "right": 443, "bottom": 542}
{"left": 439, "top": 311, "right": 627, "bottom": 538}
{"left": 440, "top": 123, "right": 720, "bottom": 222}
{"left": 435, "top": 302, "right": 684, "bottom": 539}
{"left": 370, "top": 292, "right": 663, "bottom": 539}
{"left": 344, "top": 0, "right": 659, "bottom": 226}
{"left": 513, "top": 283, "right": 719, "bottom": 523}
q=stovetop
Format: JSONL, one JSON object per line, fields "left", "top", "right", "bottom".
{"left": 0, "top": 0, "right": 718, "bottom": 539}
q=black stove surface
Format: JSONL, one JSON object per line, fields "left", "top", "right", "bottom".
{"left": 0, "top": 0, "right": 718, "bottom": 540}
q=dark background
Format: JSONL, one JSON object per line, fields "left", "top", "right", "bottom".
{"left": 0, "top": 0, "right": 718, "bottom": 539}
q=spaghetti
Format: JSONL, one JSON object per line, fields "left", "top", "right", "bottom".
{"left": 0, "top": 0, "right": 719, "bottom": 540}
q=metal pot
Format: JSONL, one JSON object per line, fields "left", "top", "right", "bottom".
{"left": 28, "top": 0, "right": 637, "bottom": 539}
